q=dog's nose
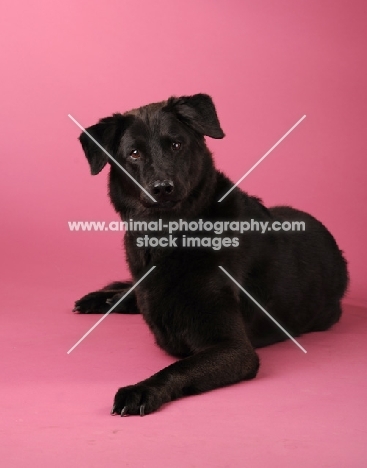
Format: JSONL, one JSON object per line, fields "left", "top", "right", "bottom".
{"left": 152, "top": 180, "right": 174, "bottom": 198}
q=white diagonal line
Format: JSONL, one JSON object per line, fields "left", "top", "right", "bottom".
{"left": 218, "top": 266, "right": 307, "bottom": 353}
{"left": 68, "top": 114, "right": 157, "bottom": 203}
{"left": 218, "top": 115, "right": 306, "bottom": 202}
{"left": 67, "top": 266, "right": 156, "bottom": 354}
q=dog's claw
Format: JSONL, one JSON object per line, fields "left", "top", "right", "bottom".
{"left": 120, "top": 406, "right": 128, "bottom": 417}
{"left": 72, "top": 306, "right": 80, "bottom": 312}
{"left": 140, "top": 404, "right": 145, "bottom": 417}
{"left": 110, "top": 405, "right": 116, "bottom": 415}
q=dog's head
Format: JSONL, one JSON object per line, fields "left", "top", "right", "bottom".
{"left": 79, "top": 94, "right": 224, "bottom": 212}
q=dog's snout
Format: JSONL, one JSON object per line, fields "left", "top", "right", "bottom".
{"left": 152, "top": 180, "right": 174, "bottom": 198}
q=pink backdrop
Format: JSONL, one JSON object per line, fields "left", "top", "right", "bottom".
{"left": 1, "top": 0, "right": 366, "bottom": 305}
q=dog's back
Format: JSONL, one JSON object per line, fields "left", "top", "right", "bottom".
{"left": 240, "top": 204, "right": 348, "bottom": 347}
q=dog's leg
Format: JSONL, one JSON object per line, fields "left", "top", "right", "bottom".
{"left": 73, "top": 281, "right": 139, "bottom": 314}
{"left": 111, "top": 317, "right": 259, "bottom": 416}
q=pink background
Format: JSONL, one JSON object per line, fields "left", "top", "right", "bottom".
{"left": 1, "top": 1, "right": 366, "bottom": 467}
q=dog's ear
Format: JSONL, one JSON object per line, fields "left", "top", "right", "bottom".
{"left": 165, "top": 94, "right": 225, "bottom": 139}
{"left": 78, "top": 114, "right": 127, "bottom": 175}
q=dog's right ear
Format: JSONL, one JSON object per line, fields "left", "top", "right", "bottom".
{"left": 78, "top": 114, "right": 127, "bottom": 175}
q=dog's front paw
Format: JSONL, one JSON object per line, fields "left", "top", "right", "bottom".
{"left": 111, "top": 382, "right": 170, "bottom": 416}
{"left": 73, "top": 291, "right": 114, "bottom": 314}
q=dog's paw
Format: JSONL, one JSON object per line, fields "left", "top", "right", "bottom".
{"left": 111, "top": 382, "right": 169, "bottom": 416}
{"left": 73, "top": 290, "right": 116, "bottom": 314}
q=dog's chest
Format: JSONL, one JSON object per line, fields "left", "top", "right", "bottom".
{"left": 138, "top": 295, "right": 195, "bottom": 358}
{"left": 124, "top": 234, "right": 207, "bottom": 357}
{"left": 125, "top": 233, "right": 168, "bottom": 277}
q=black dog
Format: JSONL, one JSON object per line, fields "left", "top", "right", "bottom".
{"left": 74, "top": 94, "right": 348, "bottom": 416}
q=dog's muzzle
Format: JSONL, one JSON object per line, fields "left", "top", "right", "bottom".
{"left": 141, "top": 179, "right": 179, "bottom": 209}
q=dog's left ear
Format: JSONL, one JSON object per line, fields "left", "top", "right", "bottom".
{"left": 165, "top": 94, "right": 225, "bottom": 139}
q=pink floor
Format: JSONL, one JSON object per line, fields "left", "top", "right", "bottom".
{"left": 1, "top": 280, "right": 366, "bottom": 467}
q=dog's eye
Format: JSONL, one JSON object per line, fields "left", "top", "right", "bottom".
{"left": 130, "top": 149, "right": 141, "bottom": 160}
{"left": 171, "top": 142, "right": 181, "bottom": 151}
